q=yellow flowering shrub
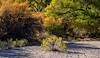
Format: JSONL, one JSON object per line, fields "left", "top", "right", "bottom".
{"left": 41, "top": 35, "right": 67, "bottom": 52}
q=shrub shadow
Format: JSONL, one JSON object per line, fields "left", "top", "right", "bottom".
{"left": 67, "top": 42, "right": 100, "bottom": 49}
{"left": 0, "top": 48, "right": 29, "bottom": 58}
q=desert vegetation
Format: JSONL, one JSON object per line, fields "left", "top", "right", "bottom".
{"left": 0, "top": 0, "right": 100, "bottom": 52}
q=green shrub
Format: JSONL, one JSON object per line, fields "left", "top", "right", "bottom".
{"left": 0, "top": 40, "right": 7, "bottom": 49}
{"left": 7, "top": 39, "right": 17, "bottom": 48}
{"left": 15, "top": 39, "right": 28, "bottom": 47}
{"left": 46, "top": 23, "right": 64, "bottom": 37}
{"left": 41, "top": 35, "right": 67, "bottom": 52}
{"left": 7, "top": 39, "right": 28, "bottom": 48}
{"left": 0, "top": 39, "right": 28, "bottom": 49}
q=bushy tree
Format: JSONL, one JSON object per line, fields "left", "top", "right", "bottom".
{"left": 0, "top": 1, "right": 45, "bottom": 43}
{"left": 44, "top": 0, "right": 100, "bottom": 38}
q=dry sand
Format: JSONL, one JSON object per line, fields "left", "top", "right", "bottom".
{"left": 0, "top": 41, "right": 100, "bottom": 58}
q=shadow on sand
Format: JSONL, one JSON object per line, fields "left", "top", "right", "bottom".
{"left": 0, "top": 48, "right": 29, "bottom": 58}
{"left": 68, "top": 42, "right": 100, "bottom": 49}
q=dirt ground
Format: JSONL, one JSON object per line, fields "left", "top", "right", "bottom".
{"left": 0, "top": 41, "right": 100, "bottom": 58}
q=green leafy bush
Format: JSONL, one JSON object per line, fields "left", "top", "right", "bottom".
{"left": 0, "top": 40, "right": 7, "bottom": 49}
{"left": 44, "top": 0, "right": 100, "bottom": 38}
{"left": 41, "top": 35, "right": 67, "bottom": 52}
{"left": 28, "top": 0, "right": 51, "bottom": 12}
{"left": 46, "top": 24, "right": 64, "bottom": 36}
{"left": 0, "top": 39, "right": 28, "bottom": 49}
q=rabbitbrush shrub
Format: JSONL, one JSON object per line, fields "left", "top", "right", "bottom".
{"left": 41, "top": 35, "right": 67, "bottom": 52}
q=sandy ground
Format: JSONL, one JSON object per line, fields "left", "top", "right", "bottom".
{"left": 0, "top": 41, "right": 100, "bottom": 58}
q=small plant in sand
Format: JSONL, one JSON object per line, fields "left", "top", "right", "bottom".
{"left": 41, "top": 35, "right": 67, "bottom": 52}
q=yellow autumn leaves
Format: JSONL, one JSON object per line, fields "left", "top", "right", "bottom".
{"left": 32, "top": 12, "right": 62, "bottom": 27}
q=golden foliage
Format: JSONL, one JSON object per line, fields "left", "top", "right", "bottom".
{"left": 0, "top": 0, "right": 29, "bottom": 16}
{"left": 32, "top": 12, "right": 56, "bottom": 27}
{"left": 32, "top": 12, "right": 63, "bottom": 28}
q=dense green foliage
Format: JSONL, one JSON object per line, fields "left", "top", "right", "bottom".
{"left": 45, "top": 0, "right": 100, "bottom": 38}
{"left": 28, "top": 0, "right": 51, "bottom": 12}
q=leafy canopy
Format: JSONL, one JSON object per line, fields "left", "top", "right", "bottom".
{"left": 45, "top": 0, "right": 100, "bottom": 33}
